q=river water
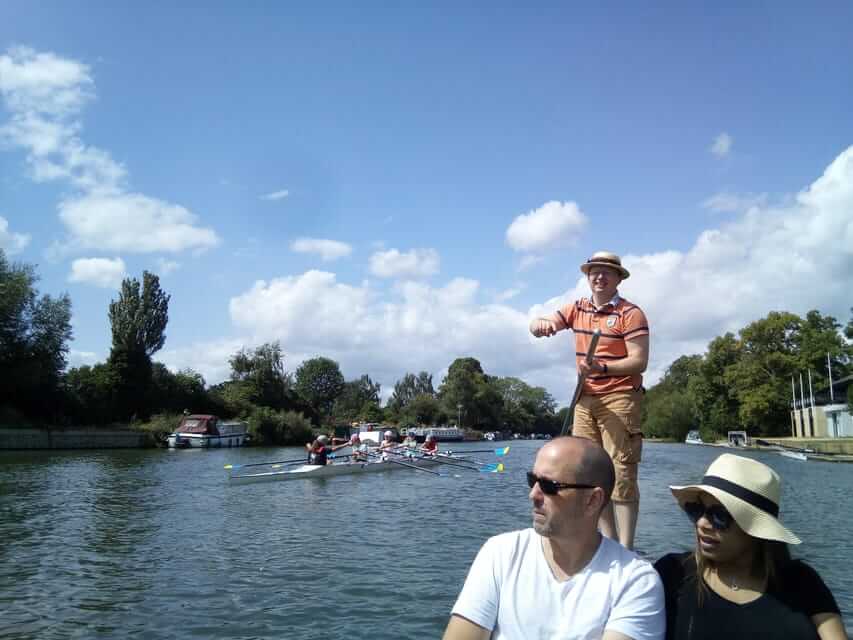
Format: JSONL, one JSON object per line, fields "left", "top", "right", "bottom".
{"left": 1, "top": 441, "right": 851, "bottom": 639}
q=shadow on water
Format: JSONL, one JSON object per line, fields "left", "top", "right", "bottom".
{"left": 1, "top": 441, "right": 851, "bottom": 638}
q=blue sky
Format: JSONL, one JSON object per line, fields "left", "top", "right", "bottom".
{"left": 2, "top": 2, "right": 852, "bottom": 405}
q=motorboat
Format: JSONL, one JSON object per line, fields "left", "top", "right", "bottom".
{"left": 167, "top": 414, "right": 248, "bottom": 449}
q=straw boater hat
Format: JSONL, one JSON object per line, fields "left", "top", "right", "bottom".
{"left": 669, "top": 453, "right": 800, "bottom": 544}
{"left": 579, "top": 251, "right": 630, "bottom": 279}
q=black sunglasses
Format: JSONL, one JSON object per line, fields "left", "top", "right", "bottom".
{"left": 683, "top": 501, "right": 734, "bottom": 531}
{"left": 526, "top": 471, "right": 597, "bottom": 495}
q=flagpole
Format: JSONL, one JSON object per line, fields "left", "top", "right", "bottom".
{"left": 827, "top": 353, "right": 835, "bottom": 404}
{"left": 799, "top": 373, "right": 809, "bottom": 437}
{"left": 791, "top": 376, "right": 798, "bottom": 437}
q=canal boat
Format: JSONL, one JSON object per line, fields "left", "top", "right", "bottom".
{"left": 167, "top": 414, "right": 248, "bottom": 449}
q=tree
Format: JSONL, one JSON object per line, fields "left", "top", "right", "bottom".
{"left": 294, "top": 357, "right": 345, "bottom": 420}
{"left": 688, "top": 333, "right": 741, "bottom": 440}
{"left": 0, "top": 249, "right": 72, "bottom": 419}
{"left": 333, "top": 374, "right": 381, "bottom": 423}
{"left": 108, "top": 271, "right": 169, "bottom": 358}
{"left": 228, "top": 342, "right": 291, "bottom": 409}
{"left": 404, "top": 393, "right": 441, "bottom": 425}
{"left": 387, "top": 371, "right": 435, "bottom": 417}
{"left": 107, "top": 271, "right": 170, "bottom": 420}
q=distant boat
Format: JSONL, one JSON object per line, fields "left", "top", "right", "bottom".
{"left": 685, "top": 430, "right": 704, "bottom": 445}
{"left": 167, "top": 414, "right": 248, "bottom": 449}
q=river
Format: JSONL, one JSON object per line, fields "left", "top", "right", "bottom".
{"left": 1, "top": 441, "right": 850, "bottom": 639}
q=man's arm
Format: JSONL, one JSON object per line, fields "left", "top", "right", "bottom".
{"left": 442, "top": 614, "right": 491, "bottom": 640}
{"left": 580, "top": 335, "right": 649, "bottom": 377}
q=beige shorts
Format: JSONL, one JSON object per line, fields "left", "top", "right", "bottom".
{"left": 572, "top": 390, "right": 644, "bottom": 503}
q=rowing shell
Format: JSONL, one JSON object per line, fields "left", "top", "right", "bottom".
{"left": 228, "top": 456, "right": 443, "bottom": 483}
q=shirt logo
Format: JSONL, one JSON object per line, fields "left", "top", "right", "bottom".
{"left": 606, "top": 315, "right": 617, "bottom": 328}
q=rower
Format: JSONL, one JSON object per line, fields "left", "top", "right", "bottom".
{"left": 305, "top": 434, "right": 350, "bottom": 465}
{"left": 378, "top": 430, "right": 399, "bottom": 459}
{"left": 421, "top": 434, "right": 438, "bottom": 456}
{"left": 401, "top": 431, "right": 419, "bottom": 457}
{"left": 350, "top": 433, "right": 369, "bottom": 462}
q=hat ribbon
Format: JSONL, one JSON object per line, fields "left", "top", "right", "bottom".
{"left": 701, "top": 475, "right": 779, "bottom": 517}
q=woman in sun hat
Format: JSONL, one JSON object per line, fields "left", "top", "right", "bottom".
{"left": 653, "top": 453, "right": 847, "bottom": 640}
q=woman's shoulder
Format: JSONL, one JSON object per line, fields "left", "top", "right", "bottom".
{"left": 653, "top": 551, "right": 695, "bottom": 588}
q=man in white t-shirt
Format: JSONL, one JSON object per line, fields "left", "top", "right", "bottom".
{"left": 443, "top": 437, "right": 664, "bottom": 640}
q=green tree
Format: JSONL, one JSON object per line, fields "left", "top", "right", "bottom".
{"left": 107, "top": 271, "right": 170, "bottom": 420}
{"left": 387, "top": 371, "right": 435, "bottom": 418}
{"left": 228, "top": 342, "right": 291, "bottom": 409}
{"left": 333, "top": 374, "right": 381, "bottom": 423}
{"left": 63, "top": 363, "right": 118, "bottom": 425}
{"left": 403, "top": 393, "right": 441, "bottom": 425}
{"left": 0, "top": 250, "right": 73, "bottom": 418}
{"left": 294, "top": 357, "right": 345, "bottom": 420}
{"left": 688, "top": 333, "right": 741, "bottom": 440}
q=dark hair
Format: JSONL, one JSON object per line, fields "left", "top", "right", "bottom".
{"left": 692, "top": 538, "right": 792, "bottom": 603}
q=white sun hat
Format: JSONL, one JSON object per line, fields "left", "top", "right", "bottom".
{"left": 669, "top": 453, "right": 800, "bottom": 544}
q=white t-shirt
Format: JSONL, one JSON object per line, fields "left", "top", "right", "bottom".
{"left": 451, "top": 529, "right": 665, "bottom": 640}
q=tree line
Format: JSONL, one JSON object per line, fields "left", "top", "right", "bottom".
{"left": 0, "top": 250, "right": 561, "bottom": 444}
{"left": 3, "top": 249, "right": 851, "bottom": 445}
{"left": 643, "top": 309, "right": 853, "bottom": 442}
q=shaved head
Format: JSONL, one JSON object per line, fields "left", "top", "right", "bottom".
{"left": 538, "top": 437, "right": 615, "bottom": 507}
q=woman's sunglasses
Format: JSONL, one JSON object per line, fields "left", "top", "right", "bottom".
{"left": 526, "top": 472, "right": 597, "bottom": 496}
{"left": 683, "top": 501, "right": 734, "bottom": 531}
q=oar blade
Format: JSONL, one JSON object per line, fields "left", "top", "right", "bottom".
{"left": 494, "top": 447, "right": 510, "bottom": 457}
{"left": 479, "top": 463, "right": 505, "bottom": 473}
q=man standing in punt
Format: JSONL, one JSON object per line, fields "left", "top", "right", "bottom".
{"left": 443, "top": 437, "right": 664, "bottom": 640}
{"left": 529, "top": 251, "right": 649, "bottom": 550}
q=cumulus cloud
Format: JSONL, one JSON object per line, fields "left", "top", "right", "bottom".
{"left": 0, "top": 216, "right": 30, "bottom": 254}
{"left": 0, "top": 46, "right": 219, "bottom": 254}
{"left": 368, "top": 248, "right": 440, "bottom": 279}
{"left": 261, "top": 189, "right": 289, "bottom": 201}
{"left": 710, "top": 132, "right": 733, "bottom": 157}
{"left": 67, "top": 349, "right": 98, "bottom": 367}
{"left": 155, "top": 146, "right": 853, "bottom": 408}
{"left": 518, "top": 255, "right": 544, "bottom": 272}
{"left": 506, "top": 200, "right": 587, "bottom": 253}
{"left": 68, "top": 257, "right": 126, "bottom": 288}
{"left": 290, "top": 237, "right": 352, "bottom": 262}
{"left": 702, "top": 191, "right": 768, "bottom": 213}
{"left": 58, "top": 192, "right": 219, "bottom": 253}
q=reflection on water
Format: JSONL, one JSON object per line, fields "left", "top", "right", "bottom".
{"left": 1, "top": 442, "right": 851, "bottom": 639}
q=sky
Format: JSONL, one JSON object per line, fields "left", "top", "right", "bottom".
{"left": 2, "top": 2, "right": 852, "bottom": 407}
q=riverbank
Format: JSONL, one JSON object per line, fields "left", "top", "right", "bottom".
{"left": 0, "top": 426, "right": 152, "bottom": 450}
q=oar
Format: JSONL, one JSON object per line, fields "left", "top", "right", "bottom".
{"left": 225, "top": 457, "right": 308, "bottom": 471}
{"left": 366, "top": 451, "right": 444, "bottom": 476}
{"left": 561, "top": 329, "right": 601, "bottom": 436}
{"left": 442, "top": 446, "right": 510, "bottom": 456}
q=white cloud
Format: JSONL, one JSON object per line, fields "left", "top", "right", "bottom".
{"left": 710, "top": 132, "right": 733, "bottom": 157}
{"left": 68, "top": 257, "right": 126, "bottom": 288}
{"left": 495, "top": 286, "right": 524, "bottom": 302}
{"left": 58, "top": 192, "right": 219, "bottom": 253}
{"left": 368, "top": 248, "right": 440, "bottom": 279}
{"left": 261, "top": 189, "right": 289, "bottom": 201}
{"left": 0, "top": 216, "right": 30, "bottom": 254}
{"left": 506, "top": 201, "right": 587, "bottom": 253}
{"left": 156, "top": 258, "right": 181, "bottom": 275}
{"left": 518, "top": 255, "right": 544, "bottom": 272}
{"left": 67, "top": 349, "right": 98, "bottom": 367}
{"left": 151, "top": 146, "right": 853, "bottom": 409}
{"left": 702, "top": 191, "right": 767, "bottom": 213}
{"left": 0, "top": 46, "right": 219, "bottom": 255}
{"left": 290, "top": 237, "right": 352, "bottom": 262}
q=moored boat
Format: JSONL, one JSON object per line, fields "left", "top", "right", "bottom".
{"left": 685, "top": 430, "right": 704, "bottom": 445}
{"left": 167, "top": 414, "right": 248, "bottom": 449}
{"left": 778, "top": 450, "right": 808, "bottom": 461}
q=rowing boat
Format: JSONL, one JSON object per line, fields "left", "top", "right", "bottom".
{"left": 228, "top": 455, "right": 443, "bottom": 483}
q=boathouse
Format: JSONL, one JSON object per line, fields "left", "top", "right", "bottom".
{"left": 790, "top": 375, "right": 853, "bottom": 438}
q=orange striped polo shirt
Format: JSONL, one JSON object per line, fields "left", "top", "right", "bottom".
{"left": 550, "top": 295, "right": 649, "bottom": 395}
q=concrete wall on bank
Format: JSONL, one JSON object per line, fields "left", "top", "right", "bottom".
{"left": 0, "top": 427, "right": 149, "bottom": 450}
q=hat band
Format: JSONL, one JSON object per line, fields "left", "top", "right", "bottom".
{"left": 587, "top": 257, "right": 622, "bottom": 268}
{"left": 702, "top": 475, "right": 779, "bottom": 517}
